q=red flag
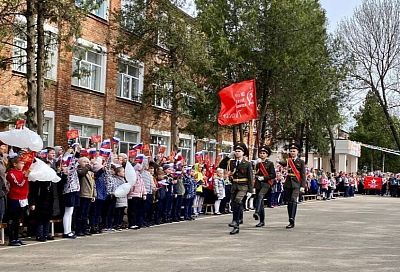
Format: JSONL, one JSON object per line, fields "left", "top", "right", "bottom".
{"left": 15, "top": 119, "right": 26, "bottom": 129}
{"left": 67, "top": 129, "right": 79, "bottom": 140}
{"left": 91, "top": 135, "right": 102, "bottom": 143}
{"left": 217, "top": 79, "right": 257, "bottom": 125}
{"left": 364, "top": 176, "right": 382, "bottom": 190}
{"left": 20, "top": 151, "right": 36, "bottom": 172}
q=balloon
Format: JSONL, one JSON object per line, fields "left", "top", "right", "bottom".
{"left": 114, "top": 183, "right": 131, "bottom": 197}
{"left": 0, "top": 127, "right": 43, "bottom": 151}
{"left": 125, "top": 161, "right": 137, "bottom": 186}
{"left": 28, "top": 158, "right": 61, "bottom": 183}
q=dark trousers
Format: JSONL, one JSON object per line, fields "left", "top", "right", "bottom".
{"left": 155, "top": 197, "right": 166, "bottom": 223}
{"left": 183, "top": 197, "right": 194, "bottom": 219}
{"left": 231, "top": 183, "right": 247, "bottom": 227}
{"left": 0, "top": 196, "right": 5, "bottom": 223}
{"left": 344, "top": 186, "right": 350, "bottom": 197}
{"left": 76, "top": 197, "right": 92, "bottom": 233}
{"left": 221, "top": 184, "right": 232, "bottom": 213}
{"left": 284, "top": 187, "right": 299, "bottom": 222}
{"left": 165, "top": 192, "right": 173, "bottom": 220}
{"left": 114, "top": 207, "right": 125, "bottom": 227}
{"left": 90, "top": 199, "right": 105, "bottom": 228}
{"left": 255, "top": 183, "right": 271, "bottom": 223}
{"left": 103, "top": 195, "right": 116, "bottom": 229}
{"left": 132, "top": 197, "right": 145, "bottom": 227}
{"left": 172, "top": 195, "right": 183, "bottom": 220}
{"left": 144, "top": 194, "right": 154, "bottom": 224}
{"left": 7, "top": 199, "right": 24, "bottom": 242}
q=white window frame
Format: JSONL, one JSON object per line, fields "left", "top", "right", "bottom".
{"left": 43, "top": 111, "right": 55, "bottom": 147}
{"left": 203, "top": 140, "right": 216, "bottom": 165}
{"left": 117, "top": 56, "right": 144, "bottom": 102}
{"left": 150, "top": 129, "right": 170, "bottom": 157}
{"left": 72, "top": 38, "right": 107, "bottom": 93}
{"left": 76, "top": 0, "right": 109, "bottom": 20}
{"left": 153, "top": 82, "right": 172, "bottom": 110}
{"left": 178, "top": 134, "right": 194, "bottom": 164}
{"left": 115, "top": 122, "right": 141, "bottom": 154}
{"left": 69, "top": 115, "right": 103, "bottom": 148}
{"left": 12, "top": 24, "right": 58, "bottom": 80}
{"left": 120, "top": 0, "right": 146, "bottom": 30}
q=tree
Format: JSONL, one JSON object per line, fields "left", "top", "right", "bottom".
{"left": 196, "top": 0, "right": 345, "bottom": 160}
{"left": 338, "top": 0, "right": 400, "bottom": 150}
{"left": 0, "top": 0, "right": 97, "bottom": 135}
{"left": 113, "top": 0, "right": 211, "bottom": 153}
{"left": 350, "top": 91, "right": 400, "bottom": 172}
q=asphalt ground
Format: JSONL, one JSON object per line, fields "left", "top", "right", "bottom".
{"left": 0, "top": 195, "right": 399, "bottom": 272}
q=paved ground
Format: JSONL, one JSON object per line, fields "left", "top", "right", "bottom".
{"left": 1, "top": 195, "right": 400, "bottom": 272}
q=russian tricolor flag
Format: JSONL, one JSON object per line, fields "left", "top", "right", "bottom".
{"left": 62, "top": 154, "right": 73, "bottom": 166}
{"left": 99, "top": 148, "right": 112, "bottom": 158}
{"left": 101, "top": 139, "right": 111, "bottom": 149}
{"left": 134, "top": 154, "right": 145, "bottom": 163}
{"left": 88, "top": 148, "right": 97, "bottom": 156}
{"left": 112, "top": 137, "right": 120, "bottom": 145}
{"left": 132, "top": 143, "right": 143, "bottom": 150}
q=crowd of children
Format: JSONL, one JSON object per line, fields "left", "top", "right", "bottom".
{"left": 0, "top": 140, "right": 356, "bottom": 247}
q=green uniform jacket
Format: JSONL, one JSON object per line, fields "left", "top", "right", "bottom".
{"left": 227, "top": 158, "right": 253, "bottom": 192}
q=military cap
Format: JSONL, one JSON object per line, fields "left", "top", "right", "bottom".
{"left": 289, "top": 141, "right": 301, "bottom": 151}
{"left": 234, "top": 142, "right": 249, "bottom": 156}
{"left": 259, "top": 145, "right": 272, "bottom": 156}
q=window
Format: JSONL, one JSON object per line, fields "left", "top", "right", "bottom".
{"left": 120, "top": 0, "right": 146, "bottom": 30}
{"left": 179, "top": 138, "right": 192, "bottom": 164}
{"left": 76, "top": 0, "right": 108, "bottom": 20}
{"left": 70, "top": 123, "right": 101, "bottom": 148}
{"left": 203, "top": 142, "right": 216, "bottom": 165}
{"left": 153, "top": 83, "right": 172, "bottom": 110}
{"left": 72, "top": 45, "right": 105, "bottom": 92}
{"left": 115, "top": 129, "right": 139, "bottom": 154}
{"left": 12, "top": 31, "right": 58, "bottom": 80}
{"left": 150, "top": 135, "right": 169, "bottom": 157}
{"left": 117, "top": 60, "right": 144, "bottom": 102}
{"left": 42, "top": 119, "right": 51, "bottom": 147}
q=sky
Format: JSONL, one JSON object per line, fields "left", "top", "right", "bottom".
{"left": 320, "top": 0, "right": 363, "bottom": 33}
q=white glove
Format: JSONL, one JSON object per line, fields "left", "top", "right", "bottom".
{"left": 257, "top": 176, "right": 264, "bottom": 181}
{"left": 300, "top": 187, "right": 305, "bottom": 193}
{"left": 246, "top": 192, "right": 252, "bottom": 198}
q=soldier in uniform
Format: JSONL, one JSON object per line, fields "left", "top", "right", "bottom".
{"left": 227, "top": 143, "right": 253, "bottom": 235}
{"left": 253, "top": 145, "right": 276, "bottom": 227}
{"left": 280, "top": 141, "right": 306, "bottom": 229}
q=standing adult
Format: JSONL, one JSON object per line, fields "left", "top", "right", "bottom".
{"left": 0, "top": 141, "right": 8, "bottom": 223}
{"left": 253, "top": 145, "right": 276, "bottom": 227}
{"left": 281, "top": 142, "right": 306, "bottom": 229}
{"left": 227, "top": 143, "right": 253, "bottom": 235}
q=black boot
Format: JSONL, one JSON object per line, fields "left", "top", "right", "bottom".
{"left": 253, "top": 213, "right": 259, "bottom": 220}
{"left": 286, "top": 218, "right": 295, "bottom": 229}
{"left": 230, "top": 227, "right": 240, "bottom": 235}
{"left": 228, "top": 221, "right": 238, "bottom": 228}
{"left": 256, "top": 222, "right": 265, "bottom": 227}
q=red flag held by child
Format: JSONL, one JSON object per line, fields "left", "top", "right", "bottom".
{"left": 67, "top": 129, "right": 79, "bottom": 140}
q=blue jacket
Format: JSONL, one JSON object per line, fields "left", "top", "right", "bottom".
{"left": 95, "top": 169, "right": 107, "bottom": 201}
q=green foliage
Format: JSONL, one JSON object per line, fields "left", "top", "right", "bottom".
{"left": 350, "top": 92, "right": 400, "bottom": 172}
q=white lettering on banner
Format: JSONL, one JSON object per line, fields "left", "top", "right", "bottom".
{"left": 223, "top": 110, "right": 242, "bottom": 119}
{"left": 233, "top": 88, "right": 254, "bottom": 112}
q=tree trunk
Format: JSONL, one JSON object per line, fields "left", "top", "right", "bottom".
{"left": 239, "top": 123, "right": 244, "bottom": 143}
{"left": 327, "top": 125, "right": 336, "bottom": 173}
{"left": 233, "top": 126, "right": 238, "bottom": 145}
{"left": 25, "top": 0, "right": 38, "bottom": 132}
{"left": 36, "top": 0, "right": 45, "bottom": 138}
{"left": 170, "top": 79, "right": 179, "bottom": 154}
{"left": 304, "top": 123, "right": 309, "bottom": 165}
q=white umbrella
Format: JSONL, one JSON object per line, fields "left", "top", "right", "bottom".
{"left": 0, "top": 127, "right": 43, "bottom": 151}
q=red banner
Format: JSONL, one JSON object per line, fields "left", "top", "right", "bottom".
{"left": 67, "top": 129, "right": 79, "bottom": 140}
{"left": 364, "top": 176, "right": 382, "bottom": 190}
{"left": 217, "top": 79, "right": 257, "bottom": 125}
{"left": 20, "top": 151, "right": 36, "bottom": 172}
{"left": 91, "top": 135, "right": 102, "bottom": 143}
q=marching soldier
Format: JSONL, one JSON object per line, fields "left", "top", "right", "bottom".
{"left": 227, "top": 143, "right": 253, "bottom": 235}
{"left": 280, "top": 141, "right": 306, "bottom": 229}
{"left": 253, "top": 145, "right": 276, "bottom": 227}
